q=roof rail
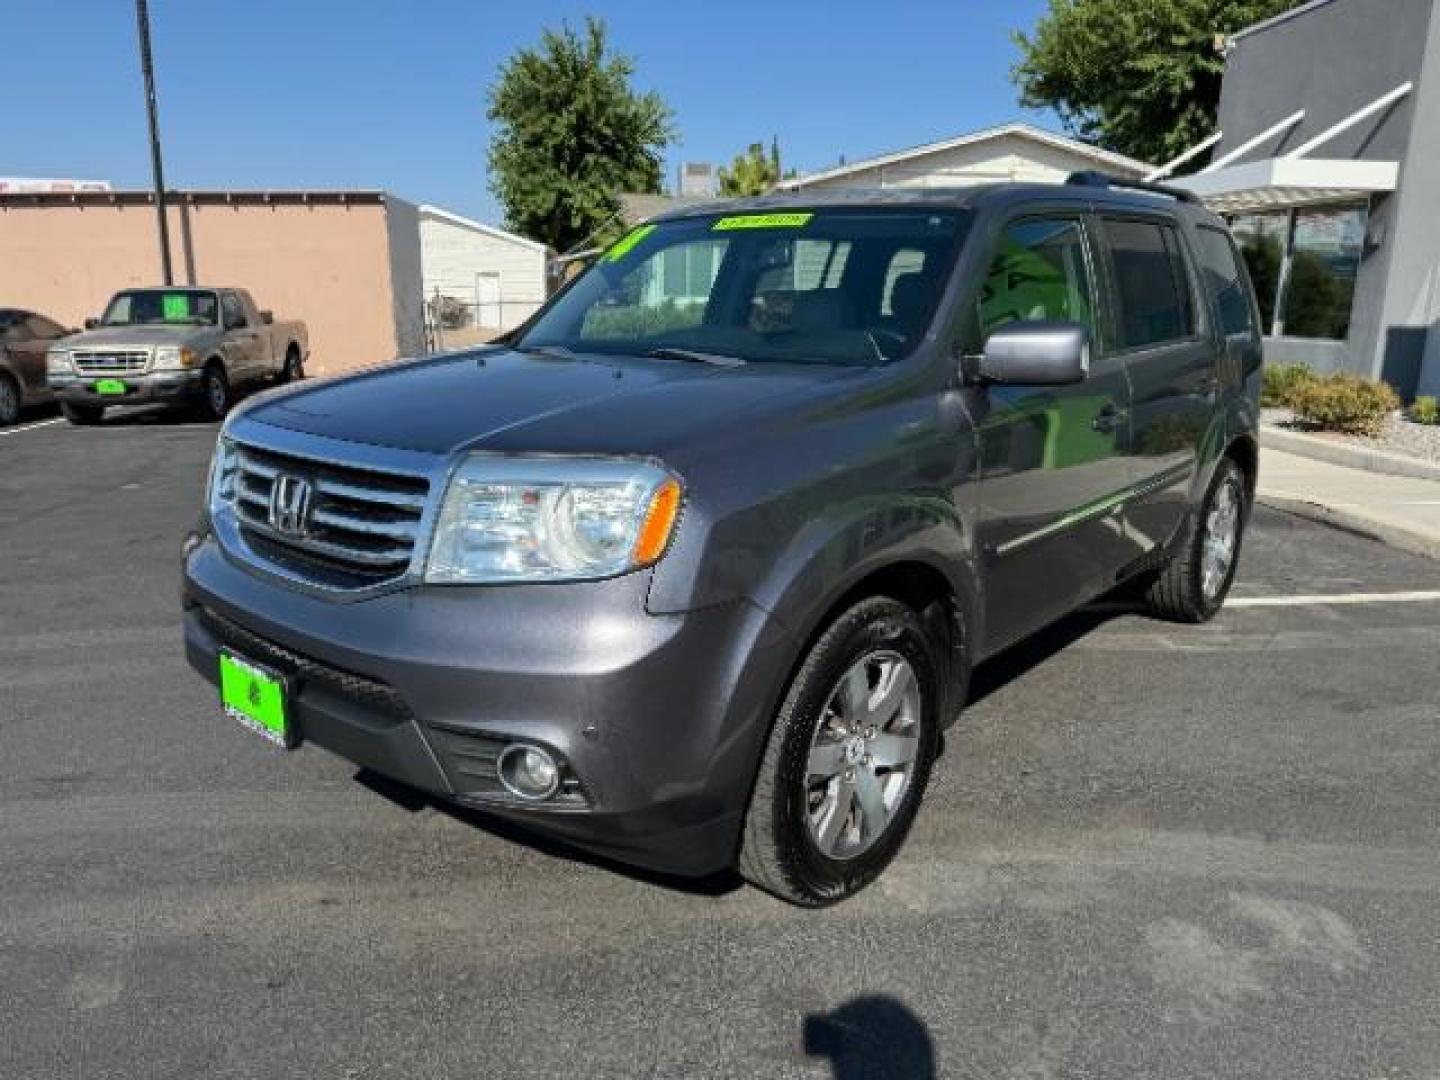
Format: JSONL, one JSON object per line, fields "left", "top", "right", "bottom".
{"left": 1065, "top": 170, "right": 1201, "bottom": 204}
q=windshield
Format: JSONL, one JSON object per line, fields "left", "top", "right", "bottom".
{"left": 520, "top": 209, "right": 969, "bottom": 366}
{"left": 102, "top": 289, "right": 218, "bottom": 327}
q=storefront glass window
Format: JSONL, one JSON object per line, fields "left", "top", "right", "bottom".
{"left": 1227, "top": 204, "right": 1368, "bottom": 341}
{"left": 1229, "top": 212, "right": 1288, "bottom": 331}
{"left": 1280, "top": 206, "right": 1366, "bottom": 340}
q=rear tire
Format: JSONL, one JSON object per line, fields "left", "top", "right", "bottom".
{"left": 1145, "top": 457, "right": 1248, "bottom": 623}
{"left": 198, "top": 363, "right": 231, "bottom": 421}
{"left": 739, "top": 596, "right": 943, "bottom": 907}
{"left": 61, "top": 401, "right": 104, "bottom": 426}
{"left": 279, "top": 346, "right": 304, "bottom": 384}
{"left": 0, "top": 374, "right": 20, "bottom": 426}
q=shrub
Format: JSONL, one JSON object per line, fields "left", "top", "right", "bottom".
{"left": 1260, "top": 362, "right": 1316, "bottom": 408}
{"left": 1411, "top": 396, "right": 1440, "bottom": 425}
{"left": 1289, "top": 374, "right": 1399, "bottom": 436}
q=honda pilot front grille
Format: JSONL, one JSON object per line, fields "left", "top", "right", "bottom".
{"left": 227, "top": 440, "right": 431, "bottom": 589}
{"left": 72, "top": 349, "right": 150, "bottom": 375}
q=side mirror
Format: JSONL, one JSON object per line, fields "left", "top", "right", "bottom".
{"left": 84, "top": 317, "right": 100, "bottom": 330}
{"left": 260, "top": 310, "right": 274, "bottom": 325}
{"left": 977, "top": 321, "right": 1090, "bottom": 386}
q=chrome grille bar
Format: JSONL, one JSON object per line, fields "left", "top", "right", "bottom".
{"left": 72, "top": 349, "right": 151, "bottom": 376}
{"left": 228, "top": 440, "right": 431, "bottom": 587}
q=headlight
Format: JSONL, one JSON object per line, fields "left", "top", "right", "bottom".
{"left": 153, "top": 345, "right": 200, "bottom": 370}
{"left": 46, "top": 349, "right": 73, "bottom": 375}
{"left": 425, "top": 457, "right": 683, "bottom": 584}
{"left": 207, "top": 436, "right": 239, "bottom": 519}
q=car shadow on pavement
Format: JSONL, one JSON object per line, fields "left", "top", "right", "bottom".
{"left": 967, "top": 598, "right": 1142, "bottom": 709}
{"left": 354, "top": 594, "right": 1149, "bottom": 900}
{"left": 803, "top": 995, "right": 936, "bottom": 1079}
{"left": 353, "top": 767, "right": 745, "bottom": 899}
{"left": 95, "top": 404, "right": 216, "bottom": 427}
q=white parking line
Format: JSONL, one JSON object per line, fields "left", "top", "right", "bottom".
{"left": 0, "top": 418, "right": 65, "bottom": 437}
{"left": 1227, "top": 591, "right": 1440, "bottom": 607}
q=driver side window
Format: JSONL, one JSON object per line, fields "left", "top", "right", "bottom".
{"left": 976, "top": 217, "right": 1095, "bottom": 346}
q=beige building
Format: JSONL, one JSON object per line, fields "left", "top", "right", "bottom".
{"left": 0, "top": 189, "right": 429, "bottom": 377}
{"left": 779, "top": 122, "right": 1151, "bottom": 192}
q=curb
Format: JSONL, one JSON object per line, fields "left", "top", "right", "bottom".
{"left": 1261, "top": 425, "right": 1440, "bottom": 482}
{"left": 1257, "top": 492, "right": 1440, "bottom": 562}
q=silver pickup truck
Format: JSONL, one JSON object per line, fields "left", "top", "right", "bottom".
{"left": 46, "top": 286, "right": 309, "bottom": 424}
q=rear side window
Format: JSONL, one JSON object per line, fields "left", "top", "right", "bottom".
{"left": 1104, "top": 218, "right": 1195, "bottom": 349}
{"left": 977, "top": 217, "right": 1095, "bottom": 342}
{"left": 1195, "top": 226, "right": 1256, "bottom": 336}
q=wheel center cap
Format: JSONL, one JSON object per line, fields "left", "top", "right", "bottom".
{"left": 843, "top": 736, "right": 866, "bottom": 766}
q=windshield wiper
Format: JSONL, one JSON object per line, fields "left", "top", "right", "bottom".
{"left": 644, "top": 347, "right": 747, "bottom": 368}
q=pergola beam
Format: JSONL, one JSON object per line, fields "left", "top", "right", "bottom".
{"left": 1200, "top": 110, "right": 1306, "bottom": 174}
{"left": 1145, "top": 131, "right": 1224, "bottom": 182}
{"left": 1284, "top": 82, "right": 1414, "bottom": 159}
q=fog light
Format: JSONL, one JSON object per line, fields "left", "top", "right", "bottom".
{"left": 497, "top": 744, "right": 561, "bottom": 800}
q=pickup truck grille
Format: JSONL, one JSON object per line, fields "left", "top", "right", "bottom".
{"left": 228, "top": 440, "right": 431, "bottom": 589}
{"left": 72, "top": 349, "right": 150, "bottom": 375}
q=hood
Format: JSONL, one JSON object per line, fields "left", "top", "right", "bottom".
{"left": 244, "top": 347, "right": 860, "bottom": 458}
{"left": 60, "top": 325, "right": 212, "bottom": 349}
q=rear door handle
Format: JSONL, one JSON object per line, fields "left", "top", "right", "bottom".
{"left": 1091, "top": 403, "right": 1128, "bottom": 434}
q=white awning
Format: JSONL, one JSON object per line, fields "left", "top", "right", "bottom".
{"left": 1174, "top": 157, "right": 1399, "bottom": 214}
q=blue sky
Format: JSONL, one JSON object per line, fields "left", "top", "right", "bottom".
{"left": 8, "top": 0, "right": 1058, "bottom": 227}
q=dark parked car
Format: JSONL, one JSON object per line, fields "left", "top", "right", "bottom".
{"left": 183, "top": 175, "right": 1263, "bottom": 905}
{"left": 0, "top": 308, "right": 72, "bottom": 425}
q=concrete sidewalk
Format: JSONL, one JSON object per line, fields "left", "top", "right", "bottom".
{"left": 1258, "top": 447, "right": 1440, "bottom": 561}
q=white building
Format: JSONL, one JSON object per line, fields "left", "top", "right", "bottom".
{"left": 779, "top": 122, "right": 1151, "bottom": 192}
{"left": 418, "top": 205, "right": 551, "bottom": 337}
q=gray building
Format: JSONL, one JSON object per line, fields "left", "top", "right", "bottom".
{"left": 1168, "top": 0, "right": 1440, "bottom": 398}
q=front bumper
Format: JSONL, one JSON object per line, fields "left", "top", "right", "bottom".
{"left": 182, "top": 532, "right": 796, "bottom": 877}
{"left": 50, "top": 370, "right": 204, "bottom": 407}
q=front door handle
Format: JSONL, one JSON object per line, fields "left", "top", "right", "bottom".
{"left": 1091, "top": 403, "right": 1128, "bottom": 434}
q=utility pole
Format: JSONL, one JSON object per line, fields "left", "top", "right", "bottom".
{"left": 134, "top": 0, "right": 173, "bottom": 285}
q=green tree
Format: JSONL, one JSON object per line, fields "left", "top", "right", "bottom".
{"left": 1013, "top": 0, "right": 1303, "bottom": 165}
{"left": 487, "top": 18, "right": 674, "bottom": 253}
{"left": 718, "top": 138, "right": 786, "bottom": 197}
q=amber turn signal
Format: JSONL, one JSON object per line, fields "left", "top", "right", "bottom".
{"left": 632, "top": 477, "right": 683, "bottom": 565}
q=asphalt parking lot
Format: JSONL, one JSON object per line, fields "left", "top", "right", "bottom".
{"left": 3, "top": 405, "right": 1439, "bottom": 1079}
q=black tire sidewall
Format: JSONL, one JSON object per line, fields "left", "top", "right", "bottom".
{"left": 203, "top": 366, "right": 230, "bottom": 419}
{"left": 769, "top": 599, "right": 942, "bottom": 904}
{"left": 0, "top": 374, "right": 19, "bottom": 425}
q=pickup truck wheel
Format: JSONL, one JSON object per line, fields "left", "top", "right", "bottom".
{"left": 739, "top": 596, "right": 942, "bottom": 907}
{"left": 279, "top": 346, "right": 304, "bottom": 383}
{"left": 0, "top": 374, "right": 19, "bottom": 426}
{"left": 199, "top": 364, "right": 231, "bottom": 421}
{"left": 61, "top": 401, "right": 104, "bottom": 426}
{"left": 1145, "top": 457, "right": 1248, "bottom": 623}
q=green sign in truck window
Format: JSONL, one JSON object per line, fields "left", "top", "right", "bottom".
{"left": 711, "top": 213, "right": 814, "bottom": 231}
{"left": 162, "top": 293, "right": 190, "bottom": 321}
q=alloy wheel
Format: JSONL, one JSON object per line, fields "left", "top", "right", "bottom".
{"left": 805, "top": 650, "right": 922, "bottom": 860}
{"left": 1201, "top": 477, "right": 1242, "bottom": 601}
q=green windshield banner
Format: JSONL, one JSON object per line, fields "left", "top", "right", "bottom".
{"left": 162, "top": 293, "right": 190, "bottom": 321}
{"left": 602, "top": 224, "right": 655, "bottom": 262}
{"left": 711, "top": 212, "right": 813, "bottom": 231}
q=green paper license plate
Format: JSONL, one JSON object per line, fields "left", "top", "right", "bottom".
{"left": 219, "top": 650, "right": 294, "bottom": 748}
{"left": 94, "top": 378, "right": 128, "bottom": 396}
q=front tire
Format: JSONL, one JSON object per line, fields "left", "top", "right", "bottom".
{"left": 740, "top": 596, "right": 943, "bottom": 906}
{"left": 198, "top": 363, "right": 231, "bottom": 421}
{"left": 1145, "top": 457, "right": 1248, "bottom": 623}
{"left": 0, "top": 374, "right": 20, "bottom": 426}
{"left": 61, "top": 401, "right": 104, "bottom": 426}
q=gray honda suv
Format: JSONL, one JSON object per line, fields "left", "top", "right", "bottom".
{"left": 183, "top": 175, "right": 1262, "bottom": 905}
